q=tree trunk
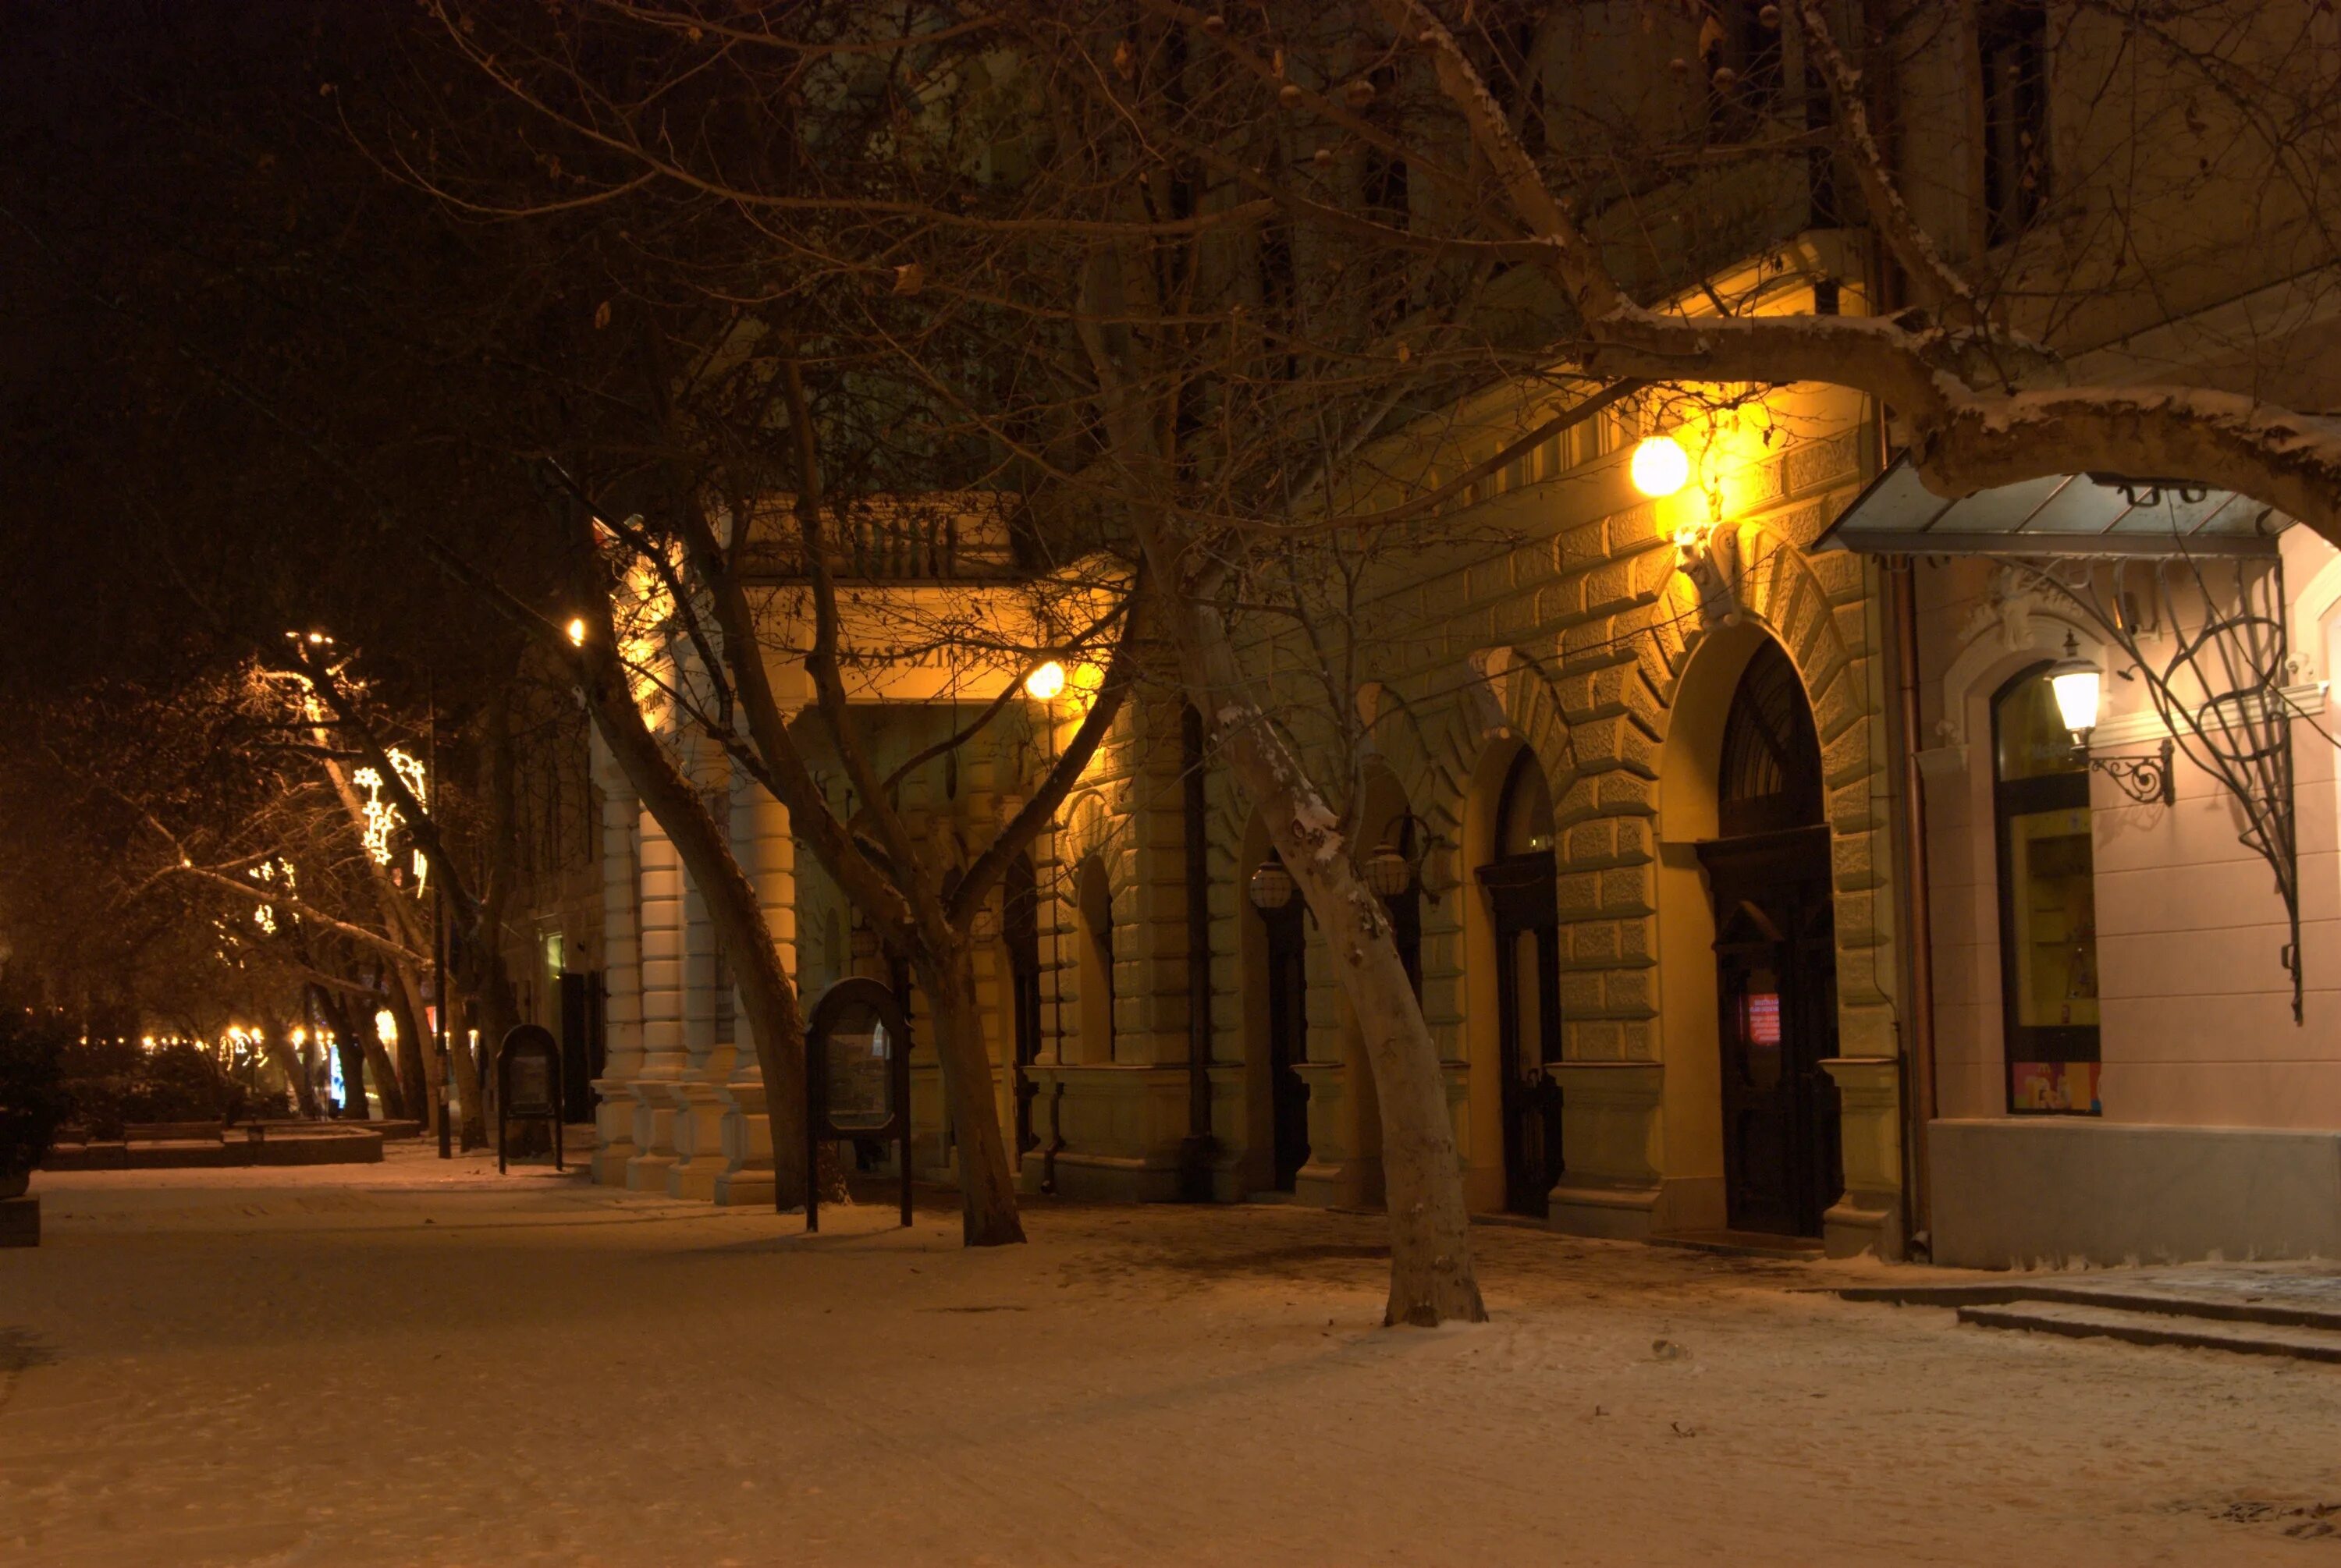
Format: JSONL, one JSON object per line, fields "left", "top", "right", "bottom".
{"left": 266, "top": 1033, "right": 320, "bottom": 1119}
{"left": 443, "top": 984, "right": 488, "bottom": 1149}
{"left": 314, "top": 985, "right": 398, "bottom": 1119}
{"left": 465, "top": 680, "right": 524, "bottom": 1147}
{"left": 316, "top": 752, "right": 427, "bottom": 1122}
{"left": 1139, "top": 530, "right": 1486, "bottom": 1326}
{"left": 461, "top": 952, "right": 519, "bottom": 1148}
{"left": 574, "top": 653, "right": 809, "bottom": 1208}
{"left": 359, "top": 1021, "right": 407, "bottom": 1121}
{"left": 384, "top": 970, "right": 432, "bottom": 1133}
{"left": 918, "top": 943, "right": 1025, "bottom": 1245}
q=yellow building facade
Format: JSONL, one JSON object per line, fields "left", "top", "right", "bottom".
{"left": 572, "top": 258, "right": 1916, "bottom": 1262}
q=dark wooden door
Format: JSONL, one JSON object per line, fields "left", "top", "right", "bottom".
{"left": 1478, "top": 857, "right": 1565, "bottom": 1216}
{"left": 1263, "top": 901, "right": 1311, "bottom": 1190}
{"left": 557, "top": 970, "right": 600, "bottom": 1123}
{"left": 1700, "top": 826, "right": 1840, "bottom": 1237}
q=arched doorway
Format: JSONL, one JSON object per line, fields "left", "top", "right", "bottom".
{"left": 1696, "top": 641, "right": 1842, "bottom": 1238}
{"left": 1475, "top": 749, "right": 1565, "bottom": 1216}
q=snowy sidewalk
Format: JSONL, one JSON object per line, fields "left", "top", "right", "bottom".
{"left": 5, "top": 1144, "right": 2339, "bottom": 1566}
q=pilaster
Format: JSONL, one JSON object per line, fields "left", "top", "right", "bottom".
{"left": 1545, "top": 1059, "right": 1666, "bottom": 1238}
{"left": 589, "top": 733, "right": 644, "bottom": 1187}
{"left": 713, "top": 770, "right": 792, "bottom": 1207}
{"left": 1292, "top": 1060, "right": 1379, "bottom": 1209}
{"left": 627, "top": 807, "right": 685, "bottom": 1192}
{"left": 667, "top": 744, "right": 736, "bottom": 1201}
{"left": 1822, "top": 1055, "right": 1905, "bottom": 1259}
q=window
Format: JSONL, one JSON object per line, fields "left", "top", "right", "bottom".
{"left": 1718, "top": 641, "right": 1822, "bottom": 838}
{"left": 1376, "top": 813, "right": 1425, "bottom": 997}
{"left": 1359, "top": 65, "right": 1412, "bottom": 220}
{"left": 1075, "top": 856, "right": 1116, "bottom": 1062}
{"left": 712, "top": 946, "right": 736, "bottom": 1048}
{"left": 1496, "top": 750, "right": 1555, "bottom": 858}
{"left": 1700, "top": 2, "right": 1785, "bottom": 141}
{"left": 1004, "top": 853, "right": 1043, "bottom": 1151}
{"left": 1992, "top": 664, "right": 2101, "bottom": 1115}
{"left": 1488, "top": 24, "right": 1546, "bottom": 163}
{"left": 1980, "top": 1, "right": 2048, "bottom": 245}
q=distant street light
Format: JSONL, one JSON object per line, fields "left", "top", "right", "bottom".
{"left": 566, "top": 617, "right": 588, "bottom": 647}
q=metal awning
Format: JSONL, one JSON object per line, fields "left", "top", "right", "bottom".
{"left": 1814, "top": 455, "right": 2284, "bottom": 559}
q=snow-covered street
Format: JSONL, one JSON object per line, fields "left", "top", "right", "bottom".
{"left": 6, "top": 1145, "right": 2340, "bottom": 1566}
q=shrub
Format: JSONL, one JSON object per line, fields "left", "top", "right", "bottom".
{"left": 122, "top": 1044, "right": 234, "bottom": 1124}
{"left": 0, "top": 1011, "right": 73, "bottom": 1179}
{"left": 58, "top": 1039, "right": 234, "bottom": 1138}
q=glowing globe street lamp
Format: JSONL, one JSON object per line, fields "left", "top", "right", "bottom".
{"left": 1023, "top": 660, "right": 1067, "bottom": 701}
{"left": 1629, "top": 433, "right": 1690, "bottom": 498}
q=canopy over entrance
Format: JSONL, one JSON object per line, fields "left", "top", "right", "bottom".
{"left": 1815, "top": 456, "right": 2284, "bottom": 559}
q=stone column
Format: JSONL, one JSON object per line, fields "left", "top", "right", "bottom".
{"left": 1822, "top": 1056, "right": 1905, "bottom": 1259}
{"left": 713, "top": 770, "right": 792, "bottom": 1206}
{"left": 627, "top": 805, "right": 687, "bottom": 1191}
{"left": 667, "top": 744, "right": 737, "bottom": 1201}
{"left": 589, "top": 733, "right": 645, "bottom": 1187}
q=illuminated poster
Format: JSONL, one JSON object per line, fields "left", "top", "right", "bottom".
{"left": 826, "top": 1020, "right": 893, "bottom": 1130}
{"left": 2012, "top": 1060, "right": 2101, "bottom": 1115}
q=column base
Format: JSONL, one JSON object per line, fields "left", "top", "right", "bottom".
{"left": 589, "top": 1084, "right": 636, "bottom": 1187}
{"left": 1294, "top": 1155, "right": 1380, "bottom": 1210}
{"left": 1547, "top": 1177, "right": 1661, "bottom": 1240}
{"left": 1043, "top": 1150, "right": 1187, "bottom": 1203}
{"left": 712, "top": 1075, "right": 773, "bottom": 1206}
{"left": 627, "top": 1084, "right": 679, "bottom": 1193}
{"left": 1824, "top": 1189, "right": 1904, "bottom": 1261}
{"left": 666, "top": 1081, "right": 730, "bottom": 1201}
{"left": 625, "top": 1154, "right": 677, "bottom": 1190}
{"left": 712, "top": 1169, "right": 776, "bottom": 1207}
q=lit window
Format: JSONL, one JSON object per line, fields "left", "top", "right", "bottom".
{"left": 1992, "top": 663, "right": 2101, "bottom": 1116}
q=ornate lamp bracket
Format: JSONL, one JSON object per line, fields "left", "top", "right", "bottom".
{"left": 2088, "top": 736, "right": 2175, "bottom": 806}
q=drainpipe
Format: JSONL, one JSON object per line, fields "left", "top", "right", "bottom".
{"left": 1888, "top": 555, "right": 1938, "bottom": 1258}
{"left": 1180, "top": 704, "right": 1217, "bottom": 1201}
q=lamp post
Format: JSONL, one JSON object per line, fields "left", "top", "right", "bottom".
{"left": 430, "top": 669, "right": 451, "bottom": 1160}
{"left": 1021, "top": 655, "right": 1069, "bottom": 1193}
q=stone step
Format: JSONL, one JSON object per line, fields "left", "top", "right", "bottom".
{"left": 1957, "top": 1300, "right": 2341, "bottom": 1363}
{"left": 1651, "top": 1229, "right": 1824, "bottom": 1261}
{"left": 1840, "top": 1281, "right": 2341, "bottom": 1336}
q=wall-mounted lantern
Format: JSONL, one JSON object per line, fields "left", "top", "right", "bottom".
{"left": 1362, "top": 843, "right": 1413, "bottom": 899}
{"left": 1246, "top": 856, "right": 1295, "bottom": 912}
{"left": 1361, "top": 811, "right": 1437, "bottom": 903}
{"left": 2051, "top": 631, "right": 2173, "bottom": 805}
